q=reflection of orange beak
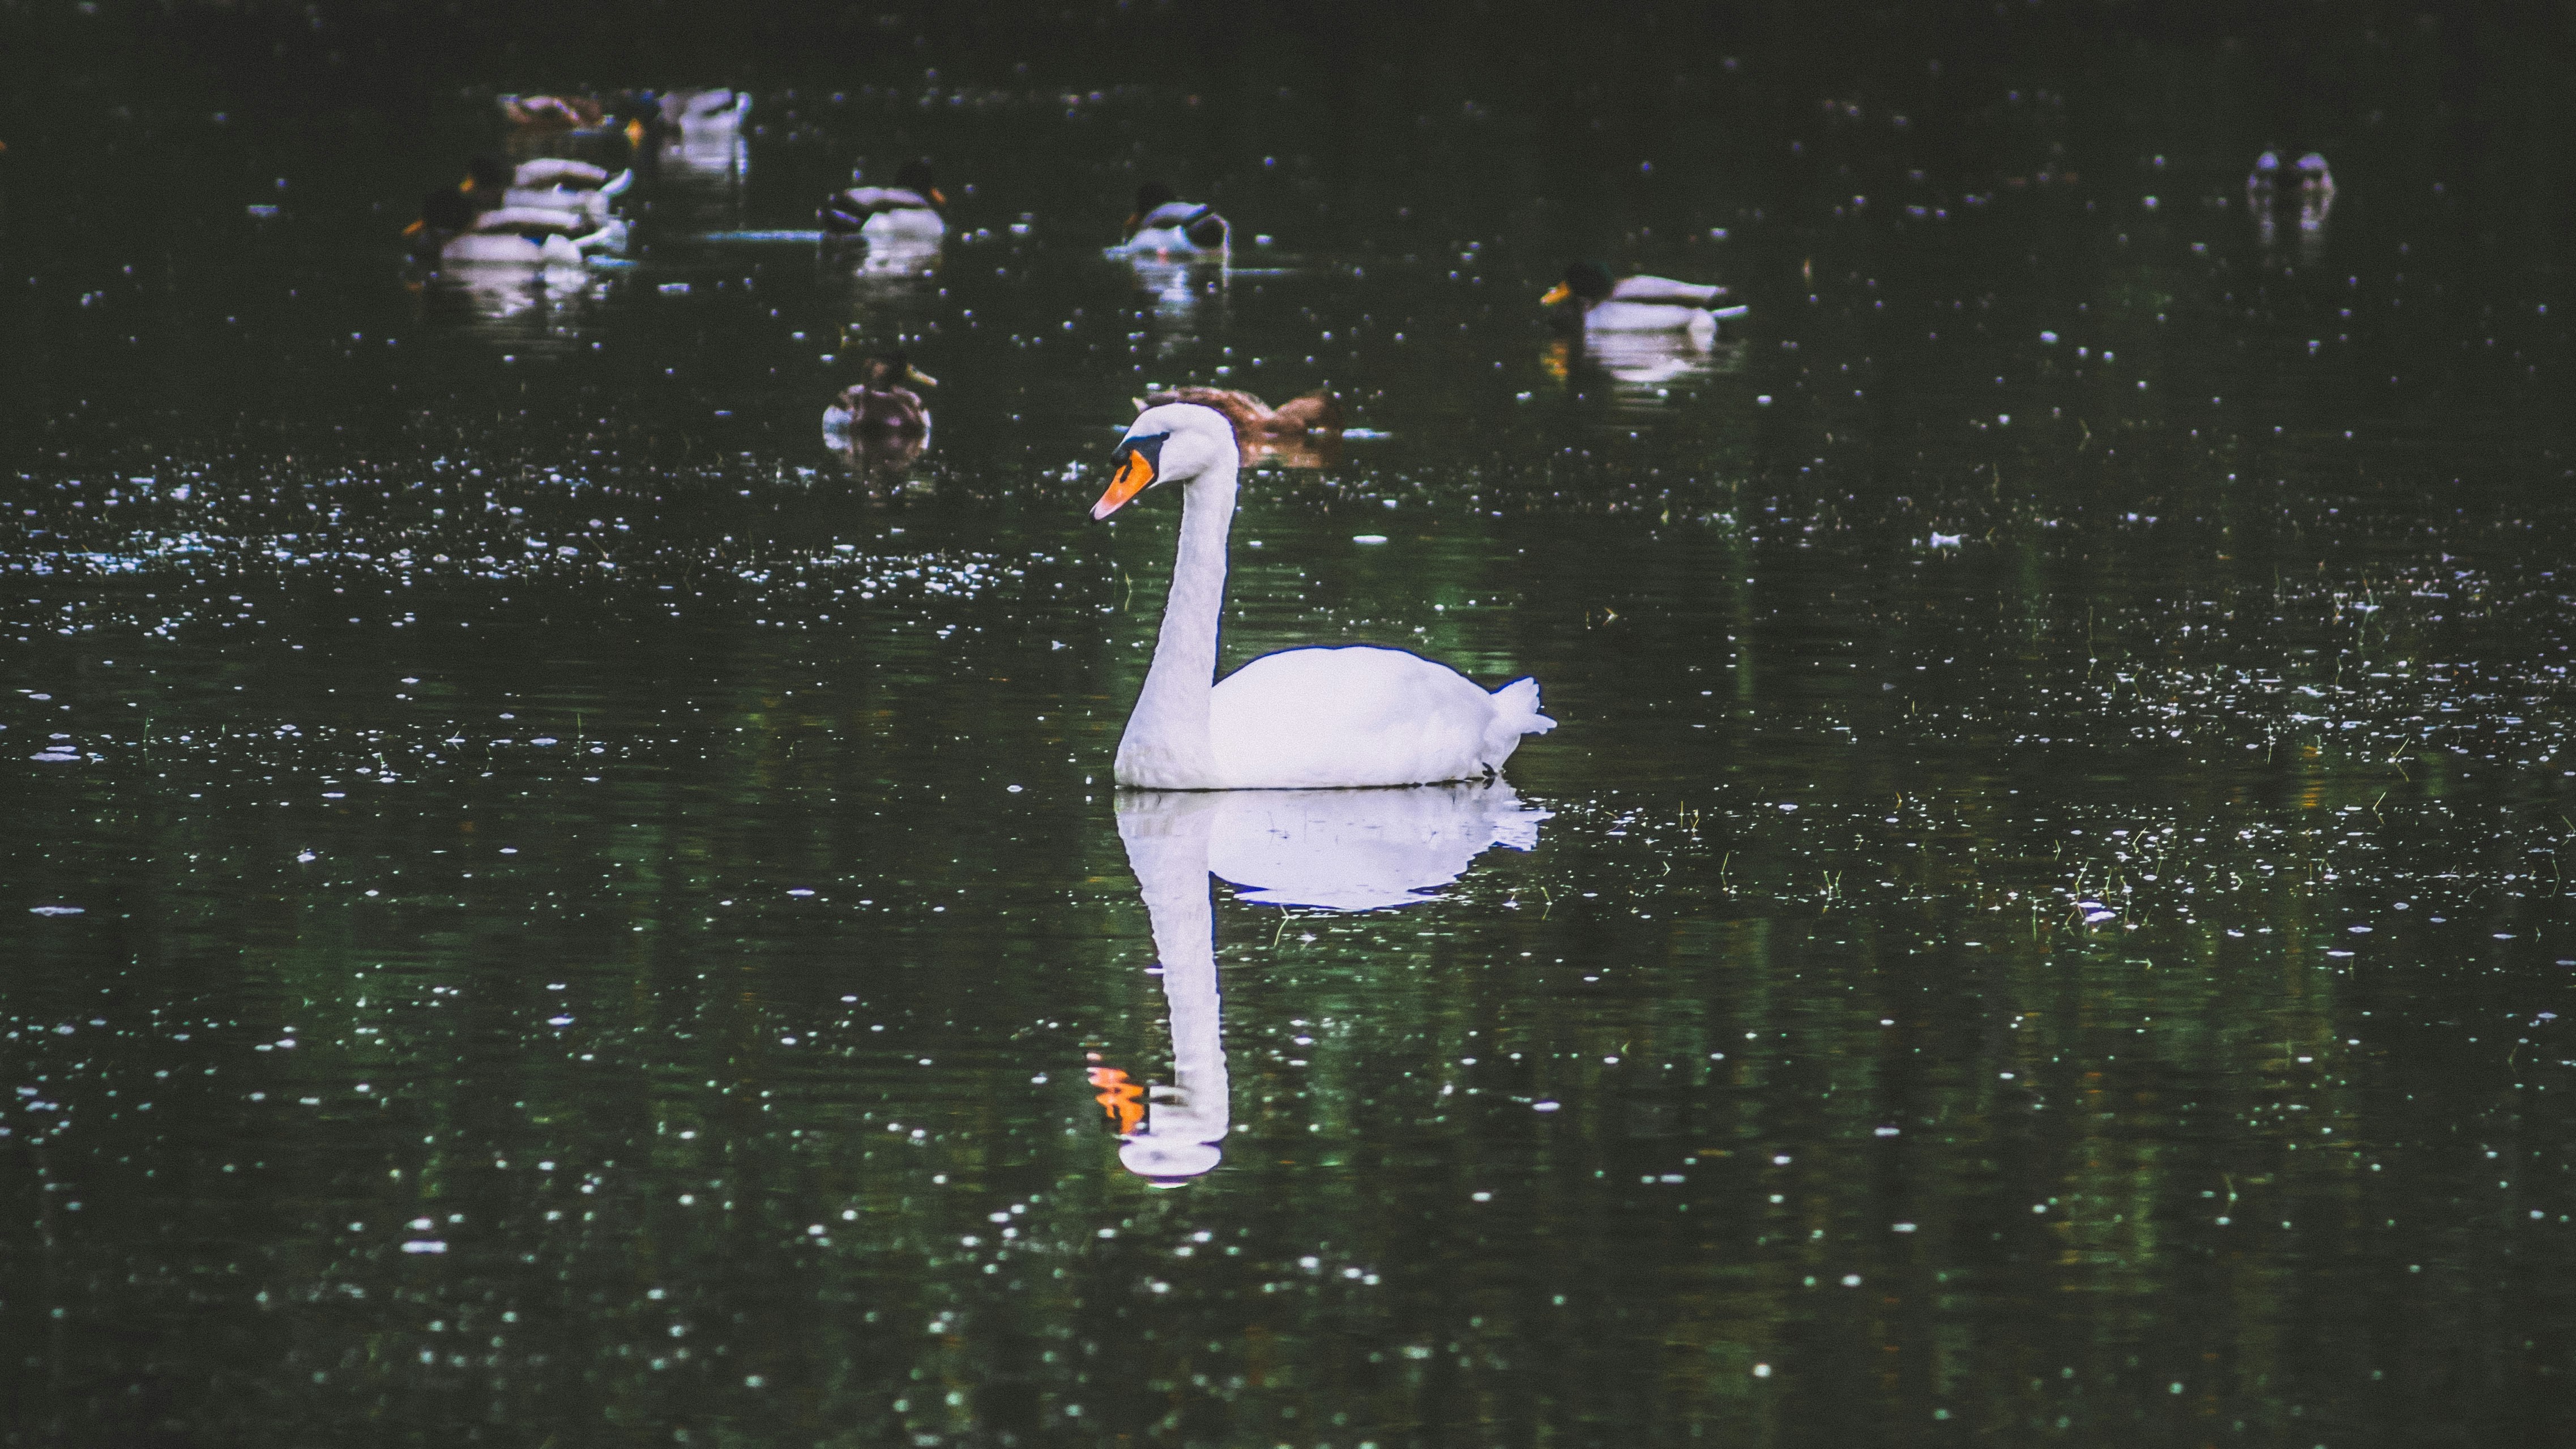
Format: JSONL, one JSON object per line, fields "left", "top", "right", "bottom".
{"left": 1121, "top": 211, "right": 1140, "bottom": 236}
{"left": 625, "top": 118, "right": 646, "bottom": 146}
{"left": 1088, "top": 1066, "right": 1145, "bottom": 1135}
{"left": 459, "top": 174, "right": 476, "bottom": 192}
{"left": 1090, "top": 450, "right": 1155, "bottom": 519}
{"left": 930, "top": 188, "right": 947, "bottom": 207}
{"left": 1539, "top": 282, "right": 1572, "bottom": 306}
{"left": 402, "top": 218, "right": 425, "bottom": 237}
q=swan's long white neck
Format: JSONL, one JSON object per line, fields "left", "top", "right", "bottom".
{"left": 1115, "top": 451, "right": 1238, "bottom": 789}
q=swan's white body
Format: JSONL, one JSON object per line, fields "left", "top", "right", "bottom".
{"left": 1100, "top": 403, "right": 1553, "bottom": 790}
{"left": 1108, "top": 782, "right": 1548, "bottom": 1179}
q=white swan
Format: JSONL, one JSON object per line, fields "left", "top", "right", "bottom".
{"left": 1092, "top": 401, "right": 1554, "bottom": 789}
{"left": 1101, "top": 783, "right": 1549, "bottom": 1181}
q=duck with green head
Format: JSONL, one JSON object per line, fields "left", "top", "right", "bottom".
{"left": 821, "top": 159, "right": 947, "bottom": 245}
{"left": 1541, "top": 259, "right": 1744, "bottom": 339}
{"left": 1117, "top": 182, "right": 1228, "bottom": 256}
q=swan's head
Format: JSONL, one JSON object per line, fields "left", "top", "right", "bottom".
{"left": 1090, "top": 402, "right": 1236, "bottom": 520}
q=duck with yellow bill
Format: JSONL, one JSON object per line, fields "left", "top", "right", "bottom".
{"left": 1116, "top": 182, "right": 1228, "bottom": 257}
{"left": 1541, "top": 259, "right": 1746, "bottom": 341}
{"left": 821, "top": 160, "right": 947, "bottom": 246}
{"left": 822, "top": 353, "right": 935, "bottom": 438}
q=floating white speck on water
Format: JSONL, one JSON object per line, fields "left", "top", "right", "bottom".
{"left": 1353, "top": 535, "right": 1388, "bottom": 544}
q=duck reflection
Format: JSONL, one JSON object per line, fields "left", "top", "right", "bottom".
{"left": 1542, "top": 330, "right": 1740, "bottom": 405}
{"left": 1094, "top": 783, "right": 1549, "bottom": 1183}
{"left": 2247, "top": 149, "right": 2334, "bottom": 258}
{"left": 1126, "top": 257, "right": 1228, "bottom": 355}
{"left": 431, "top": 262, "right": 605, "bottom": 332}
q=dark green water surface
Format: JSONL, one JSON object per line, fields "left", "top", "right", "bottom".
{"left": 6, "top": 4, "right": 2576, "bottom": 1444}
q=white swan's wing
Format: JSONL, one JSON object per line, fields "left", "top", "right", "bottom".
{"left": 1609, "top": 274, "right": 1724, "bottom": 304}
{"left": 1209, "top": 646, "right": 1544, "bottom": 788}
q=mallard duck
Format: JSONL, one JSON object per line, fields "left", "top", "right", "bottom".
{"left": 1119, "top": 183, "right": 1228, "bottom": 255}
{"left": 1089, "top": 401, "right": 1553, "bottom": 789}
{"left": 407, "top": 189, "right": 622, "bottom": 266}
{"left": 1139, "top": 385, "right": 1342, "bottom": 466}
{"left": 1541, "top": 260, "right": 1743, "bottom": 337}
{"left": 821, "top": 160, "right": 946, "bottom": 244}
{"left": 822, "top": 353, "right": 936, "bottom": 435}
{"left": 498, "top": 95, "right": 606, "bottom": 131}
{"left": 464, "top": 154, "right": 631, "bottom": 219}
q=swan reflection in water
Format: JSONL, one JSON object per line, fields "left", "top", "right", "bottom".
{"left": 1093, "top": 783, "right": 1549, "bottom": 1183}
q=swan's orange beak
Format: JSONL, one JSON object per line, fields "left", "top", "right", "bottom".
{"left": 930, "top": 188, "right": 947, "bottom": 207}
{"left": 402, "top": 218, "right": 425, "bottom": 237}
{"left": 1539, "top": 282, "right": 1572, "bottom": 306}
{"left": 1091, "top": 449, "right": 1155, "bottom": 519}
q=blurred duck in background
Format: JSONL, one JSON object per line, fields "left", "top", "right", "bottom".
{"left": 822, "top": 353, "right": 936, "bottom": 439}
{"left": 1541, "top": 260, "right": 1744, "bottom": 342}
{"left": 661, "top": 88, "right": 750, "bottom": 135}
{"left": 1117, "top": 182, "right": 1228, "bottom": 256}
{"left": 464, "top": 154, "right": 631, "bottom": 219}
{"left": 820, "top": 160, "right": 947, "bottom": 246}
{"left": 2246, "top": 149, "right": 2335, "bottom": 251}
{"left": 498, "top": 94, "right": 607, "bottom": 132}
{"left": 408, "top": 189, "right": 623, "bottom": 266}
{"left": 1139, "top": 385, "right": 1342, "bottom": 468}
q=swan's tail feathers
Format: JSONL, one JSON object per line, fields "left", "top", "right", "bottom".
{"left": 1490, "top": 677, "right": 1554, "bottom": 732}
{"left": 1483, "top": 676, "right": 1556, "bottom": 764}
